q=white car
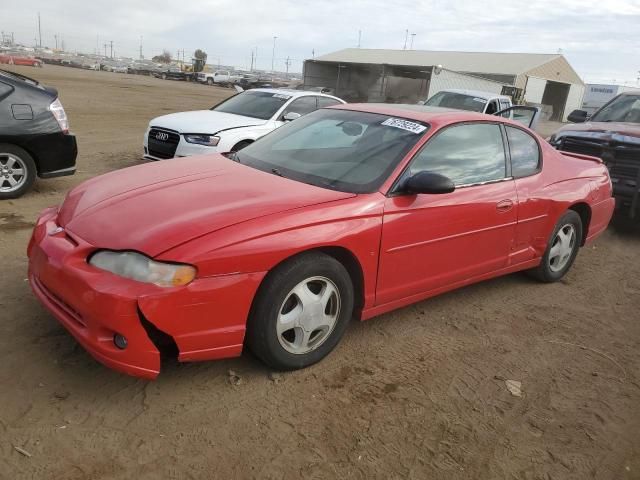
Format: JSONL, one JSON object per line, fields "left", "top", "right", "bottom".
{"left": 143, "top": 88, "right": 345, "bottom": 159}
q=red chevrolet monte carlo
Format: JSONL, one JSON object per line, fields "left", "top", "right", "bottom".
{"left": 27, "top": 104, "right": 615, "bottom": 379}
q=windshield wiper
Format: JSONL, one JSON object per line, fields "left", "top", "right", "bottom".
{"left": 271, "top": 168, "right": 286, "bottom": 177}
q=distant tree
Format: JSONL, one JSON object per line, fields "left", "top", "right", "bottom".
{"left": 193, "top": 49, "right": 207, "bottom": 72}
{"left": 152, "top": 50, "right": 172, "bottom": 64}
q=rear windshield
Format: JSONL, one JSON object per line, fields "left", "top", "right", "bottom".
{"left": 212, "top": 91, "right": 291, "bottom": 120}
{"left": 425, "top": 91, "right": 487, "bottom": 112}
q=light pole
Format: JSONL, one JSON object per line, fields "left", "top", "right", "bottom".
{"left": 271, "top": 36, "right": 278, "bottom": 79}
{"left": 410, "top": 33, "right": 416, "bottom": 49}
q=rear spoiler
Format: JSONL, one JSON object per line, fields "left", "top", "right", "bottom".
{"left": 560, "top": 151, "right": 603, "bottom": 164}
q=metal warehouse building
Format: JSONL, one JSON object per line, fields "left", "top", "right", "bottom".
{"left": 303, "top": 48, "right": 585, "bottom": 121}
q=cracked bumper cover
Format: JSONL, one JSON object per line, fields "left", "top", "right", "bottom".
{"left": 27, "top": 207, "right": 265, "bottom": 379}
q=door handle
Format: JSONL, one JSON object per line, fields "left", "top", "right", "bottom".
{"left": 496, "top": 199, "right": 514, "bottom": 212}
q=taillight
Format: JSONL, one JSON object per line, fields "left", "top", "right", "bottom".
{"left": 49, "top": 98, "right": 69, "bottom": 133}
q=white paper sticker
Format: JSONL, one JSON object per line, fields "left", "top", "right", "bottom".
{"left": 381, "top": 118, "right": 427, "bottom": 134}
{"left": 272, "top": 93, "right": 292, "bottom": 100}
{"left": 472, "top": 97, "right": 487, "bottom": 103}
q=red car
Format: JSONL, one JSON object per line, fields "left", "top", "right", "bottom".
{"left": 27, "top": 104, "right": 615, "bottom": 379}
{"left": 0, "top": 54, "right": 43, "bottom": 67}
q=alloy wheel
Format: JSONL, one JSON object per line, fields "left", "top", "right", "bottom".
{"left": 276, "top": 276, "right": 341, "bottom": 355}
{"left": 0, "top": 153, "right": 27, "bottom": 193}
{"left": 548, "top": 224, "right": 576, "bottom": 272}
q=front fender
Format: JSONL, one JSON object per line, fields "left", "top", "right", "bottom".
{"left": 158, "top": 194, "right": 385, "bottom": 310}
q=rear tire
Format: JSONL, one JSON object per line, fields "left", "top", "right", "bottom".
{"left": 528, "top": 210, "right": 582, "bottom": 283}
{"left": 246, "top": 252, "right": 354, "bottom": 370}
{"left": 206, "top": 78, "right": 214, "bottom": 86}
{"left": 0, "top": 144, "right": 37, "bottom": 199}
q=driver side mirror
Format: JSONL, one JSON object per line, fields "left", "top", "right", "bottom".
{"left": 283, "top": 112, "right": 302, "bottom": 122}
{"left": 402, "top": 171, "right": 455, "bottom": 195}
{"left": 567, "top": 109, "right": 588, "bottom": 123}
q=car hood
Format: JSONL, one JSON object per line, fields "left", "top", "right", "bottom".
{"left": 553, "top": 121, "right": 640, "bottom": 144}
{"left": 58, "top": 155, "right": 355, "bottom": 257}
{"left": 149, "top": 110, "right": 267, "bottom": 134}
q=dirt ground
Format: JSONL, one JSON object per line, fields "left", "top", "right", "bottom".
{"left": 1, "top": 65, "right": 639, "bottom": 480}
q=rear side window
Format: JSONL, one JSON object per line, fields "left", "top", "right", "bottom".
{"left": 317, "top": 97, "right": 342, "bottom": 108}
{"left": 408, "top": 123, "right": 507, "bottom": 186}
{"left": 283, "top": 96, "right": 318, "bottom": 117}
{"left": 506, "top": 126, "right": 540, "bottom": 177}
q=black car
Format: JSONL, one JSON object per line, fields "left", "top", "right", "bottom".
{"left": 0, "top": 69, "right": 77, "bottom": 199}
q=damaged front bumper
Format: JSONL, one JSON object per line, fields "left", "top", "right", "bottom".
{"left": 27, "top": 207, "right": 265, "bottom": 379}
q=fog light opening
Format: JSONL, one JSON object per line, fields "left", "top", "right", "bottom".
{"left": 113, "top": 334, "right": 128, "bottom": 350}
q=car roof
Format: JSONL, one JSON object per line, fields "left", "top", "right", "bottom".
{"left": 434, "top": 89, "right": 511, "bottom": 101}
{"left": 249, "top": 87, "right": 342, "bottom": 100}
{"left": 332, "top": 103, "right": 511, "bottom": 125}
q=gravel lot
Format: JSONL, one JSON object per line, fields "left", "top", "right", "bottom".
{"left": 1, "top": 65, "right": 639, "bottom": 479}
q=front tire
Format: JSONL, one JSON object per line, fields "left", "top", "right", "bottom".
{"left": 206, "top": 78, "right": 214, "bottom": 86}
{"left": 529, "top": 210, "right": 582, "bottom": 282}
{"left": 0, "top": 144, "right": 36, "bottom": 199}
{"left": 246, "top": 252, "right": 354, "bottom": 370}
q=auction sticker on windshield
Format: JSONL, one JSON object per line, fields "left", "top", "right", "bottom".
{"left": 381, "top": 118, "right": 427, "bottom": 134}
{"left": 273, "top": 94, "right": 292, "bottom": 100}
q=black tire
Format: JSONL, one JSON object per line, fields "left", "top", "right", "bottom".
{"left": 161, "top": 73, "right": 167, "bottom": 80}
{"left": 230, "top": 140, "right": 252, "bottom": 152}
{"left": 246, "top": 252, "right": 354, "bottom": 370}
{"left": 206, "top": 78, "right": 214, "bottom": 86}
{"left": 0, "top": 144, "right": 37, "bottom": 200}
{"left": 528, "top": 210, "right": 583, "bottom": 283}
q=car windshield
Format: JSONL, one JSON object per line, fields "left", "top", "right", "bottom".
{"left": 235, "top": 109, "right": 428, "bottom": 193}
{"left": 212, "top": 91, "right": 292, "bottom": 120}
{"left": 424, "top": 92, "right": 487, "bottom": 112}
{"left": 590, "top": 94, "right": 640, "bottom": 123}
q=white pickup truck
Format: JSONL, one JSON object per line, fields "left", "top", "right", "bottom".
{"left": 423, "top": 89, "right": 513, "bottom": 115}
{"left": 420, "top": 89, "right": 541, "bottom": 129}
{"left": 195, "top": 70, "right": 240, "bottom": 86}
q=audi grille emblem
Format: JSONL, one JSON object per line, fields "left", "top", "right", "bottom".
{"left": 155, "top": 132, "right": 169, "bottom": 141}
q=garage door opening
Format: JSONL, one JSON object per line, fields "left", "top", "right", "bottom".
{"left": 541, "top": 81, "right": 570, "bottom": 121}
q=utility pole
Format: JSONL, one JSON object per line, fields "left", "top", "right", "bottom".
{"left": 54, "top": 34, "right": 58, "bottom": 50}
{"left": 410, "top": 33, "right": 416, "bottom": 49}
{"left": 104, "top": 43, "right": 108, "bottom": 58}
{"left": 37, "top": 12, "right": 42, "bottom": 48}
{"left": 357, "top": 30, "right": 361, "bottom": 48}
{"left": 139, "top": 35, "right": 143, "bottom": 60}
{"left": 403, "top": 29, "right": 408, "bottom": 50}
{"left": 250, "top": 49, "right": 254, "bottom": 71}
{"left": 109, "top": 40, "right": 113, "bottom": 59}
{"left": 285, "top": 56, "right": 291, "bottom": 75}
{"left": 312, "top": 48, "right": 315, "bottom": 59}
{"left": 271, "top": 36, "right": 277, "bottom": 78}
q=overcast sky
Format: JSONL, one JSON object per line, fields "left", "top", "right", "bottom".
{"left": 3, "top": 0, "right": 640, "bottom": 84}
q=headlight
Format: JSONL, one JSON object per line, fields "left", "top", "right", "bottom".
{"left": 184, "top": 134, "right": 220, "bottom": 146}
{"left": 89, "top": 250, "right": 196, "bottom": 287}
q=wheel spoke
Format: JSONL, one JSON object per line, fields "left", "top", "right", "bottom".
{"left": 4, "top": 157, "right": 15, "bottom": 169}
{"left": 11, "top": 168, "right": 24, "bottom": 176}
{"left": 6, "top": 176, "right": 17, "bottom": 187}
{"left": 318, "top": 282, "right": 337, "bottom": 313}
{"left": 292, "top": 282, "right": 317, "bottom": 307}
{"left": 277, "top": 300, "right": 302, "bottom": 335}
{"left": 549, "top": 242, "right": 562, "bottom": 261}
